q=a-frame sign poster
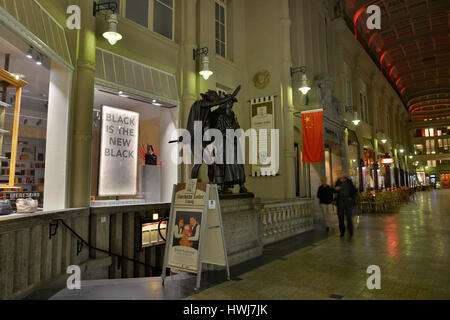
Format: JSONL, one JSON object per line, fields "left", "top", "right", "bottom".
{"left": 161, "top": 179, "right": 230, "bottom": 292}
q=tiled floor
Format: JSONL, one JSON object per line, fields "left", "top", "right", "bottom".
{"left": 186, "top": 190, "right": 450, "bottom": 300}
{"left": 44, "top": 190, "right": 450, "bottom": 300}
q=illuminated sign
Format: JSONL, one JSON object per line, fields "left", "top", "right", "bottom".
{"left": 380, "top": 158, "right": 395, "bottom": 164}
{"left": 98, "top": 105, "right": 139, "bottom": 196}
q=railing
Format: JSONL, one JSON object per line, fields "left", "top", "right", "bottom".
{"left": 89, "top": 203, "right": 170, "bottom": 279}
{"left": 259, "top": 199, "right": 314, "bottom": 246}
{"left": 0, "top": 208, "right": 90, "bottom": 300}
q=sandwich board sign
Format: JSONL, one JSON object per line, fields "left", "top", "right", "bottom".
{"left": 161, "top": 179, "right": 230, "bottom": 292}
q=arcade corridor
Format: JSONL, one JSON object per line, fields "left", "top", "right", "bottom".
{"left": 187, "top": 190, "right": 450, "bottom": 300}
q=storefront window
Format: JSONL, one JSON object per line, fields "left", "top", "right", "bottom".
{"left": 0, "top": 33, "right": 71, "bottom": 211}
{"left": 90, "top": 87, "right": 178, "bottom": 206}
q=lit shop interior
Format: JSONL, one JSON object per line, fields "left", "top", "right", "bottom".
{"left": 0, "top": 31, "right": 52, "bottom": 212}
{"left": 90, "top": 87, "right": 178, "bottom": 207}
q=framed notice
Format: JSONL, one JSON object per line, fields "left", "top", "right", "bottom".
{"left": 250, "top": 96, "right": 275, "bottom": 176}
{"left": 98, "top": 105, "right": 139, "bottom": 196}
{"left": 167, "top": 209, "right": 203, "bottom": 272}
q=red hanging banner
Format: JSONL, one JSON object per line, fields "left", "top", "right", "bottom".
{"left": 302, "top": 110, "right": 324, "bottom": 163}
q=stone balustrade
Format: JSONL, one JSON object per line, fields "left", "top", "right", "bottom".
{"left": 259, "top": 199, "right": 314, "bottom": 246}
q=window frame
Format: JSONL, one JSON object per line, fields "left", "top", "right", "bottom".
{"left": 215, "top": 0, "right": 227, "bottom": 58}
{"left": 120, "top": 0, "right": 175, "bottom": 41}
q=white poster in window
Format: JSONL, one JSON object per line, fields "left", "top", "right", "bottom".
{"left": 98, "top": 105, "right": 139, "bottom": 196}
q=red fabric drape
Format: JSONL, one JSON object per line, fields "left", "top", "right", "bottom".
{"left": 302, "top": 110, "right": 324, "bottom": 163}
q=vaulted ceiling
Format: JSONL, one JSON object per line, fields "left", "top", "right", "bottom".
{"left": 344, "top": 0, "right": 450, "bottom": 122}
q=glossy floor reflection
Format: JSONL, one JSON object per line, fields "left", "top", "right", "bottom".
{"left": 187, "top": 190, "right": 450, "bottom": 300}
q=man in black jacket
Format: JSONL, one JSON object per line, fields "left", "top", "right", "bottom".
{"left": 335, "top": 171, "right": 357, "bottom": 238}
{"left": 317, "top": 176, "right": 334, "bottom": 231}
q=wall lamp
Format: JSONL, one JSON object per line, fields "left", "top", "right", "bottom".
{"left": 93, "top": 1, "right": 122, "bottom": 45}
{"left": 193, "top": 47, "right": 213, "bottom": 80}
{"left": 352, "top": 112, "right": 360, "bottom": 126}
{"left": 290, "top": 66, "right": 310, "bottom": 95}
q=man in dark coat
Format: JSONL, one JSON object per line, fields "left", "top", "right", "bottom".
{"left": 335, "top": 171, "right": 357, "bottom": 238}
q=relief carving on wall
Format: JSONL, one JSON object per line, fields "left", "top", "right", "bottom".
{"left": 253, "top": 70, "right": 271, "bottom": 89}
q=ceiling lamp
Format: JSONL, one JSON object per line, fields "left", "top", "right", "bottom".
{"left": 381, "top": 139, "right": 387, "bottom": 144}
{"left": 193, "top": 47, "right": 213, "bottom": 80}
{"left": 26, "top": 47, "right": 33, "bottom": 59}
{"left": 290, "top": 66, "right": 311, "bottom": 95}
{"left": 352, "top": 112, "right": 360, "bottom": 126}
{"left": 103, "top": 14, "right": 122, "bottom": 45}
{"left": 35, "top": 55, "right": 42, "bottom": 66}
{"left": 409, "top": 155, "right": 413, "bottom": 159}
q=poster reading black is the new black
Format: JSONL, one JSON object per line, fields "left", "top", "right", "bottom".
{"left": 98, "top": 105, "right": 139, "bottom": 197}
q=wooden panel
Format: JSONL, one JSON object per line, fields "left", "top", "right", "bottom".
{"left": 51, "top": 223, "right": 62, "bottom": 277}
{"left": 134, "top": 212, "right": 145, "bottom": 277}
{"left": 40, "top": 224, "right": 52, "bottom": 281}
{"left": 121, "top": 212, "right": 135, "bottom": 278}
{"left": 13, "top": 229, "right": 29, "bottom": 293}
{"left": 4, "top": 0, "right": 18, "bottom": 20}
{"left": 61, "top": 219, "right": 72, "bottom": 273}
{"left": 0, "top": 232, "right": 15, "bottom": 299}
{"left": 109, "top": 213, "right": 123, "bottom": 279}
{"left": 28, "top": 225, "right": 42, "bottom": 287}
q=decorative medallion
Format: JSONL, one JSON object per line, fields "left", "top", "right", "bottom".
{"left": 253, "top": 70, "right": 271, "bottom": 89}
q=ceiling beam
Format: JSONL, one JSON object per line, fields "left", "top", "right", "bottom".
{"left": 381, "top": 28, "right": 449, "bottom": 51}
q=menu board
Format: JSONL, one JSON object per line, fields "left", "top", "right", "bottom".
{"left": 98, "top": 105, "right": 139, "bottom": 196}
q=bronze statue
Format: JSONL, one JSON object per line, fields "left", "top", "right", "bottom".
{"left": 172, "top": 86, "right": 241, "bottom": 180}
{"left": 208, "top": 94, "right": 247, "bottom": 193}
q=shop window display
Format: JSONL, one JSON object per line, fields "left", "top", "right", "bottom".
{"left": 0, "top": 36, "right": 51, "bottom": 212}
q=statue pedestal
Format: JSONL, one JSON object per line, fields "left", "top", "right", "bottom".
{"left": 204, "top": 197, "right": 262, "bottom": 270}
{"left": 219, "top": 192, "right": 255, "bottom": 200}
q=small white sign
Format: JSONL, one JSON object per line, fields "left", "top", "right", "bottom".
{"left": 208, "top": 200, "right": 216, "bottom": 209}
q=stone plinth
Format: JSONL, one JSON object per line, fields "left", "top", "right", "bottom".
{"left": 219, "top": 198, "right": 263, "bottom": 267}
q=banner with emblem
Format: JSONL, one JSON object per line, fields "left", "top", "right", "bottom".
{"left": 250, "top": 96, "right": 275, "bottom": 176}
{"left": 301, "top": 109, "right": 324, "bottom": 163}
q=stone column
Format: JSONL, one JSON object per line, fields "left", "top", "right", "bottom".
{"left": 180, "top": 0, "right": 198, "bottom": 183}
{"left": 280, "top": 0, "right": 296, "bottom": 198}
{"left": 67, "top": 0, "right": 96, "bottom": 208}
{"left": 342, "top": 128, "right": 349, "bottom": 176}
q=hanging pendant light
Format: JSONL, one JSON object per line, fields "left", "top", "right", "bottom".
{"left": 103, "top": 13, "right": 122, "bottom": 45}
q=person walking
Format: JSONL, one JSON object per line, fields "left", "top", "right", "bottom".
{"left": 335, "top": 171, "right": 357, "bottom": 238}
{"left": 317, "top": 176, "right": 334, "bottom": 231}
